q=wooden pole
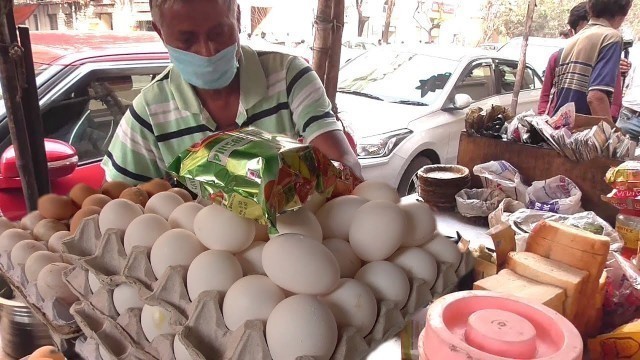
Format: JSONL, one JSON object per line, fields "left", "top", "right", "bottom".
{"left": 18, "top": 26, "right": 50, "bottom": 197}
{"left": 324, "top": 0, "right": 344, "bottom": 111}
{"left": 510, "top": 0, "right": 536, "bottom": 114}
{"left": 0, "top": 0, "right": 39, "bottom": 211}
{"left": 312, "top": 0, "right": 333, "bottom": 84}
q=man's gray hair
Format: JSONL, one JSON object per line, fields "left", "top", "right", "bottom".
{"left": 150, "top": 0, "right": 238, "bottom": 24}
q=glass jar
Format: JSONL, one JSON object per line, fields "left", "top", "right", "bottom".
{"left": 616, "top": 210, "right": 640, "bottom": 259}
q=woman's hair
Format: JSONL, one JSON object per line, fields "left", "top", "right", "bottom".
{"left": 588, "top": 0, "right": 633, "bottom": 19}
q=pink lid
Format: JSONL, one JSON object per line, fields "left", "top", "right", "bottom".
{"left": 420, "top": 291, "right": 583, "bottom": 360}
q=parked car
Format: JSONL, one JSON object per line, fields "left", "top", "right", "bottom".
{"left": 496, "top": 37, "right": 567, "bottom": 76}
{"left": 336, "top": 46, "right": 543, "bottom": 196}
{"left": 0, "top": 31, "right": 170, "bottom": 220}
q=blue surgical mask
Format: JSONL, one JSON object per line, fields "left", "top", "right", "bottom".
{"left": 166, "top": 43, "right": 239, "bottom": 90}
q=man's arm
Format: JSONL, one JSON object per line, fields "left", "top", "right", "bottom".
{"left": 587, "top": 90, "right": 614, "bottom": 125}
{"left": 588, "top": 41, "right": 622, "bottom": 122}
{"left": 538, "top": 52, "right": 558, "bottom": 115}
{"left": 286, "top": 57, "right": 362, "bottom": 177}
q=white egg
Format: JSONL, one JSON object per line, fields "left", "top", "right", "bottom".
{"left": 263, "top": 234, "right": 339, "bottom": 295}
{"left": 123, "top": 214, "right": 171, "bottom": 255}
{"left": 20, "top": 211, "right": 44, "bottom": 231}
{"left": 145, "top": 192, "right": 185, "bottom": 220}
{"left": 223, "top": 275, "right": 286, "bottom": 331}
{"left": 273, "top": 207, "right": 322, "bottom": 242}
{"left": 112, "top": 283, "right": 144, "bottom": 315}
{"left": 302, "top": 192, "right": 327, "bottom": 213}
{"left": 186, "top": 250, "right": 243, "bottom": 301}
{"left": 25, "top": 251, "right": 63, "bottom": 283}
{"left": 318, "top": 278, "right": 377, "bottom": 337}
{"left": 37, "top": 263, "right": 78, "bottom": 305}
{"left": 141, "top": 304, "right": 175, "bottom": 342}
{"left": 194, "top": 204, "right": 255, "bottom": 253}
{"left": 0, "top": 217, "right": 16, "bottom": 236}
{"left": 266, "top": 295, "right": 338, "bottom": 360}
{"left": 355, "top": 261, "right": 410, "bottom": 308}
{"left": 47, "top": 231, "right": 71, "bottom": 253}
{"left": 88, "top": 272, "right": 101, "bottom": 293}
{"left": 352, "top": 181, "right": 400, "bottom": 203}
{"left": 389, "top": 247, "right": 438, "bottom": 288}
{"left": 10, "top": 240, "right": 47, "bottom": 267}
{"left": 421, "top": 233, "right": 462, "bottom": 267}
{"left": 99, "top": 199, "right": 143, "bottom": 233}
{"left": 168, "top": 202, "right": 204, "bottom": 232}
{"left": 399, "top": 198, "right": 437, "bottom": 247}
{"left": 173, "top": 335, "right": 192, "bottom": 360}
{"left": 0, "top": 229, "right": 33, "bottom": 253}
{"left": 316, "top": 195, "right": 368, "bottom": 240}
{"left": 235, "top": 241, "right": 266, "bottom": 275}
{"left": 150, "top": 229, "right": 206, "bottom": 280}
{"left": 349, "top": 201, "right": 405, "bottom": 261}
{"left": 323, "top": 238, "right": 361, "bottom": 278}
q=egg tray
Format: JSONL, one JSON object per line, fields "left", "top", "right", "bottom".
{"left": 62, "top": 218, "right": 476, "bottom": 360}
{"left": 0, "top": 214, "right": 108, "bottom": 342}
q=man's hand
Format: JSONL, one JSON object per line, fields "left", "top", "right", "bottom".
{"left": 621, "top": 58, "right": 632, "bottom": 77}
{"left": 310, "top": 130, "right": 363, "bottom": 179}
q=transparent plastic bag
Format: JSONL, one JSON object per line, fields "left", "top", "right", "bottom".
{"left": 473, "top": 161, "right": 529, "bottom": 202}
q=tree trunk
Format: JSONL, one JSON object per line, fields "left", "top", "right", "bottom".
{"left": 382, "top": 0, "right": 395, "bottom": 44}
{"left": 510, "top": 0, "right": 536, "bottom": 114}
{"left": 357, "top": 15, "right": 368, "bottom": 36}
{"left": 312, "top": 0, "right": 333, "bottom": 85}
{"left": 325, "top": 0, "right": 344, "bottom": 111}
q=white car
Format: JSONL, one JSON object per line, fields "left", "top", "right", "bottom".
{"left": 336, "top": 46, "right": 543, "bottom": 195}
{"left": 496, "top": 37, "right": 567, "bottom": 76}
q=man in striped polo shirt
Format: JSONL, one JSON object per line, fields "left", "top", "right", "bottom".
{"left": 552, "top": 0, "right": 633, "bottom": 124}
{"left": 102, "top": 0, "right": 361, "bottom": 184}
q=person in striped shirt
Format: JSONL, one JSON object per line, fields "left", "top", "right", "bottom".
{"left": 101, "top": 0, "right": 361, "bottom": 184}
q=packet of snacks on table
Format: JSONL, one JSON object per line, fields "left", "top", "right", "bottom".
{"left": 603, "top": 161, "right": 640, "bottom": 210}
{"left": 168, "top": 127, "right": 360, "bottom": 229}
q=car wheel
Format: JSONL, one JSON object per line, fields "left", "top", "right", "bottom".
{"left": 397, "top": 156, "right": 433, "bottom": 197}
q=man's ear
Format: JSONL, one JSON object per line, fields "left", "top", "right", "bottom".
{"left": 152, "top": 22, "right": 163, "bottom": 41}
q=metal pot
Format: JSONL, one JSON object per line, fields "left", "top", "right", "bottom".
{"left": 0, "top": 296, "right": 54, "bottom": 359}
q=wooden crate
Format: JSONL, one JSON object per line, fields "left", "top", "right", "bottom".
{"left": 456, "top": 132, "right": 622, "bottom": 225}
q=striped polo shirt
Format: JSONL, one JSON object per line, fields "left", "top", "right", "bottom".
{"left": 553, "top": 19, "right": 622, "bottom": 115}
{"left": 102, "top": 45, "right": 342, "bottom": 184}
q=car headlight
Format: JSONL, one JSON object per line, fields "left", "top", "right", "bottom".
{"left": 356, "top": 129, "right": 412, "bottom": 158}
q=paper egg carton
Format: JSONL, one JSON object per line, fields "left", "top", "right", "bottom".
{"left": 63, "top": 217, "right": 476, "bottom": 360}
{"left": 0, "top": 242, "right": 82, "bottom": 340}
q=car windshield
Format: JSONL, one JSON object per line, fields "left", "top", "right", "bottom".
{"left": 338, "top": 50, "right": 459, "bottom": 106}
{"left": 498, "top": 41, "right": 564, "bottom": 75}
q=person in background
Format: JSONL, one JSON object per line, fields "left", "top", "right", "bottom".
{"left": 538, "top": 1, "right": 630, "bottom": 118}
{"left": 101, "top": 0, "right": 361, "bottom": 184}
{"left": 618, "top": 47, "right": 640, "bottom": 141}
{"left": 559, "top": 29, "right": 572, "bottom": 39}
{"left": 551, "top": 0, "right": 632, "bottom": 125}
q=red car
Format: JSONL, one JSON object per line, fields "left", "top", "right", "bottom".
{"left": 0, "top": 32, "right": 356, "bottom": 220}
{"left": 0, "top": 31, "right": 170, "bottom": 220}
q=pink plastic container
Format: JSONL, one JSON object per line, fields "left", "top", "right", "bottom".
{"left": 419, "top": 291, "right": 583, "bottom": 360}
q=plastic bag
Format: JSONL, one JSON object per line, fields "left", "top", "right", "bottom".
{"left": 526, "top": 175, "right": 582, "bottom": 215}
{"left": 507, "top": 208, "right": 622, "bottom": 250}
{"left": 488, "top": 198, "right": 526, "bottom": 228}
{"left": 473, "top": 161, "right": 528, "bottom": 202}
{"left": 600, "top": 252, "right": 640, "bottom": 333}
{"left": 455, "top": 189, "right": 506, "bottom": 218}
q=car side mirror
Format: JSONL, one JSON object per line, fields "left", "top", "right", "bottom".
{"left": 0, "top": 139, "right": 78, "bottom": 189}
{"left": 453, "top": 94, "right": 473, "bottom": 110}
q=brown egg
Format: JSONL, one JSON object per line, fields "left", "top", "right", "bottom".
{"left": 70, "top": 206, "right": 102, "bottom": 234}
{"left": 38, "top": 194, "right": 77, "bottom": 221}
{"left": 168, "top": 187, "right": 193, "bottom": 202}
{"left": 101, "top": 181, "right": 132, "bottom": 199}
{"left": 28, "top": 345, "right": 65, "bottom": 360}
{"left": 120, "top": 187, "right": 150, "bottom": 207}
{"left": 139, "top": 179, "right": 172, "bottom": 197}
{"left": 20, "top": 211, "right": 44, "bottom": 231}
{"left": 33, "top": 219, "right": 68, "bottom": 242}
{"left": 82, "top": 194, "right": 112, "bottom": 209}
{"left": 69, "top": 184, "right": 99, "bottom": 207}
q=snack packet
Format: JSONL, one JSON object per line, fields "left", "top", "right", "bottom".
{"left": 168, "top": 127, "right": 359, "bottom": 229}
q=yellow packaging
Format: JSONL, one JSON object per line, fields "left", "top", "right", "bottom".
{"left": 588, "top": 320, "right": 640, "bottom": 359}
